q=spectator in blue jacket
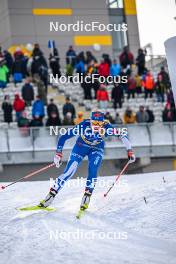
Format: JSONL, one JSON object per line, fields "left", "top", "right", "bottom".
{"left": 32, "top": 96, "right": 45, "bottom": 120}
{"left": 110, "top": 59, "right": 121, "bottom": 77}
{"left": 66, "top": 46, "right": 76, "bottom": 66}
{"left": 75, "top": 59, "right": 85, "bottom": 75}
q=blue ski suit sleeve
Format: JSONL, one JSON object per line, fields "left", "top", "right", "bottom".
{"left": 104, "top": 120, "right": 132, "bottom": 150}
{"left": 56, "top": 121, "right": 84, "bottom": 152}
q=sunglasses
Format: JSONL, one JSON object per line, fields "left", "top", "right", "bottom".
{"left": 91, "top": 120, "right": 104, "bottom": 126}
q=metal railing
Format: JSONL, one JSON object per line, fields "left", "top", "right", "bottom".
{"left": 0, "top": 123, "right": 176, "bottom": 164}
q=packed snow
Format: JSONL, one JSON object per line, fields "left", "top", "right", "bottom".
{"left": 0, "top": 170, "right": 176, "bottom": 264}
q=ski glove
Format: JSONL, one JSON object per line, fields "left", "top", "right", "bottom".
{"left": 127, "top": 149, "right": 136, "bottom": 163}
{"left": 54, "top": 152, "right": 62, "bottom": 168}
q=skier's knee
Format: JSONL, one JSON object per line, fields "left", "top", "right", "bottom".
{"left": 86, "top": 177, "right": 97, "bottom": 193}
{"left": 56, "top": 161, "right": 79, "bottom": 190}
{"left": 85, "top": 188, "right": 93, "bottom": 195}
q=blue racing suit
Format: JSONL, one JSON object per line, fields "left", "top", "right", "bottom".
{"left": 54, "top": 119, "right": 132, "bottom": 194}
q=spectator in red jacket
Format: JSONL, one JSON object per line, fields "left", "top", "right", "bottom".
{"left": 142, "top": 70, "right": 155, "bottom": 99}
{"left": 127, "top": 76, "right": 136, "bottom": 99}
{"left": 13, "top": 47, "right": 24, "bottom": 60}
{"left": 98, "top": 60, "right": 110, "bottom": 78}
{"left": 13, "top": 93, "right": 25, "bottom": 121}
{"left": 96, "top": 84, "right": 109, "bottom": 109}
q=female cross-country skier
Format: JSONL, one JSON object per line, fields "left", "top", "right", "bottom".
{"left": 39, "top": 111, "right": 135, "bottom": 211}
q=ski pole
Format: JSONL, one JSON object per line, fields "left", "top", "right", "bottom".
{"left": 104, "top": 161, "right": 130, "bottom": 198}
{"left": 0, "top": 163, "right": 55, "bottom": 191}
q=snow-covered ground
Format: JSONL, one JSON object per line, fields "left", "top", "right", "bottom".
{"left": 0, "top": 170, "right": 176, "bottom": 264}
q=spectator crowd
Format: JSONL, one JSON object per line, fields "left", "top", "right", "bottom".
{"left": 0, "top": 43, "right": 176, "bottom": 127}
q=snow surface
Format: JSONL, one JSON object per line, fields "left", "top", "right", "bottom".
{"left": 0, "top": 171, "right": 176, "bottom": 264}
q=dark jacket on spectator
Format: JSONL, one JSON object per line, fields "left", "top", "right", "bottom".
{"left": 167, "top": 90, "right": 175, "bottom": 108}
{"left": 136, "top": 49, "right": 146, "bottom": 75}
{"left": 62, "top": 117, "right": 74, "bottom": 126}
{"left": 86, "top": 51, "right": 97, "bottom": 64}
{"left": 63, "top": 102, "right": 76, "bottom": 118}
{"left": 12, "top": 57, "right": 23, "bottom": 74}
{"left": 66, "top": 48, "right": 76, "bottom": 66}
{"left": 49, "top": 48, "right": 61, "bottom": 78}
{"left": 155, "top": 80, "right": 166, "bottom": 95}
{"left": 119, "top": 49, "right": 134, "bottom": 68}
{"left": 2, "top": 101, "right": 13, "bottom": 123}
{"left": 35, "top": 78, "right": 47, "bottom": 105}
{"left": 81, "top": 79, "right": 92, "bottom": 100}
{"left": 46, "top": 116, "right": 61, "bottom": 126}
{"left": 104, "top": 112, "right": 115, "bottom": 124}
{"left": 22, "top": 83, "right": 34, "bottom": 102}
{"left": 162, "top": 104, "right": 176, "bottom": 122}
{"left": 31, "top": 52, "right": 47, "bottom": 76}
{"left": 4, "top": 50, "right": 13, "bottom": 72}
{"left": 146, "top": 109, "right": 155, "bottom": 123}
{"left": 47, "top": 102, "right": 59, "bottom": 118}
{"left": 158, "top": 68, "right": 170, "bottom": 88}
{"left": 30, "top": 117, "right": 43, "bottom": 127}
{"left": 111, "top": 84, "right": 123, "bottom": 108}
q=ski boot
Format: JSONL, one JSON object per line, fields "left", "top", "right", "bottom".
{"left": 80, "top": 190, "right": 92, "bottom": 210}
{"left": 76, "top": 190, "right": 92, "bottom": 219}
{"left": 38, "top": 188, "right": 58, "bottom": 208}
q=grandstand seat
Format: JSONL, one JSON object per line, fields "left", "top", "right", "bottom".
{"left": 9, "top": 122, "right": 18, "bottom": 128}
{"left": 127, "top": 125, "right": 150, "bottom": 147}
{"left": 8, "top": 128, "right": 33, "bottom": 151}
{"left": 105, "top": 135, "right": 123, "bottom": 148}
{"left": 33, "top": 127, "right": 56, "bottom": 151}
{"left": 149, "top": 123, "right": 172, "bottom": 146}
{"left": 173, "top": 124, "right": 176, "bottom": 145}
{"left": 0, "top": 122, "right": 8, "bottom": 128}
{"left": 0, "top": 129, "right": 8, "bottom": 152}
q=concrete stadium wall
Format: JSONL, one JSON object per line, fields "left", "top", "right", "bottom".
{"left": 0, "top": 0, "right": 11, "bottom": 48}
{"left": 3, "top": 0, "right": 141, "bottom": 62}
{"left": 7, "top": 0, "right": 113, "bottom": 63}
{"left": 123, "top": 0, "right": 140, "bottom": 55}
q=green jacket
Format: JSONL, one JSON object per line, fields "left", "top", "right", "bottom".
{"left": 0, "top": 65, "right": 9, "bottom": 82}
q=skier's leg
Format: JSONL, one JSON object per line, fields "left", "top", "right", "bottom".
{"left": 80, "top": 149, "right": 103, "bottom": 210}
{"left": 53, "top": 157, "right": 82, "bottom": 192}
{"left": 40, "top": 144, "right": 86, "bottom": 207}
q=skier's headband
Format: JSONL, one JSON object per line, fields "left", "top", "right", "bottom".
{"left": 91, "top": 111, "right": 104, "bottom": 122}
